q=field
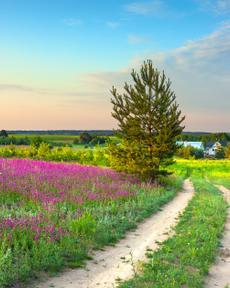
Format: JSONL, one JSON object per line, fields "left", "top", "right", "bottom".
{"left": 10, "top": 134, "right": 78, "bottom": 145}
{"left": 171, "top": 159, "right": 230, "bottom": 188}
{"left": 0, "top": 158, "right": 181, "bottom": 287}
{"left": 0, "top": 155, "right": 230, "bottom": 287}
{"left": 120, "top": 161, "right": 230, "bottom": 287}
{"left": 6, "top": 133, "right": 118, "bottom": 147}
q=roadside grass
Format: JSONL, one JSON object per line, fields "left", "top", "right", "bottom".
{"left": 91, "top": 176, "right": 182, "bottom": 249}
{"left": 120, "top": 176, "right": 227, "bottom": 288}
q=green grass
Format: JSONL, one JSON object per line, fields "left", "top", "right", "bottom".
{"left": 171, "top": 159, "right": 230, "bottom": 189}
{"left": 0, "top": 173, "right": 182, "bottom": 287}
{"left": 1, "top": 155, "right": 229, "bottom": 287}
{"left": 120, "top": 175, "right": 228, "bottom": 288}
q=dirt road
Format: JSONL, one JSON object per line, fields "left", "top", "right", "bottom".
{"left": 36, "top": 180, "right": 194, "bottom": 288}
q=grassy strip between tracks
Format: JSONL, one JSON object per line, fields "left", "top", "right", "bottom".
{"left": 120, "top": 177, "right": 228, "bottom": 288}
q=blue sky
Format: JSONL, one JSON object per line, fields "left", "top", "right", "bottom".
{"left": 0, "top": 0, "right": 230, "bottom": 131}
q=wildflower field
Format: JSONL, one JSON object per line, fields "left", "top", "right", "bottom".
{"left": 0, "top": 158, "right": 181, "bottom": 287}
{"left": 1, "top": 155, "right": 230, "bottom": 288}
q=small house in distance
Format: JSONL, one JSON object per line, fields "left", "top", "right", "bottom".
{"left": 176, "top": 141, "right": 204, "bottom": 150}
{"left": 205, "top": 141, "right": 227, "bottom": 157}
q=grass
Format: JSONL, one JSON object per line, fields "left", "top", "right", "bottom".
{"left": 1, "top": 156, "right": 229, "bottom": 287}
{"left": 171, "top": 159, "right": 230, "bottom": 189}
{"left": 119, "top": 162, "right": 229, "bottom": 288}
{"left": 0, "top": 158, "right": 182, "bottom": 287}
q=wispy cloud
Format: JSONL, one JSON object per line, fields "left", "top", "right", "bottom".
{"left": 63, "top": 18, "right": 82, "bottom": 26}
{"left": 128, "top": 34, "right": 147, "bottom": 44}
{"left": 198, "top": 0, "right": 230, "bottom": 14}
{"left": 106, "top": 21, "right": 120, "bottom": 28}
{"left": 0, "top": 84, "right": 32, "bottom": 91}
{"left": 153, "top": 21, "right": 230, "bottom": 66}
{"left": 0, "top": 84, "right": 58, "bottom": 96}
{"left": 131, "top": 22, "right": 230, "bottom": 128}
{"left": 73, "top": 22, "right": 230, "bottom": 130}
{"left": 0, "top": 84, "right": 46, "bottom": 94}
{"left": 124, "top": 0, "right": 166, "bottom": 15}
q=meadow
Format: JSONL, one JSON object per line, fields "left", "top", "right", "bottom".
{"left": 0, "top": 158, "right": 182, "bottom": 287}
{"left": 120, "top": 160, "right": 230, "bottom": 287}
{"left": 171, "top": 159, "right": 230, "bottom": 188}
{"left": 0, "top": 144, "right": 230, "bottom": 287}
{"left": 10, "top": 134, "right": 78, "bottom": 145}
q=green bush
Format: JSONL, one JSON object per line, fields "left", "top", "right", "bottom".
{"left": 0, "top": 145, "right": 109, "bottom": 166}
{"left": 176, "top": 146, "right": 204, "bottom": 159}
{"left": 225, "top": 144, "right": 230, "bottom": 159}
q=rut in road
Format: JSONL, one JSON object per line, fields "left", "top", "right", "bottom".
{"left": 205, "top": 185, "right": 230, "bottom": 288}
{"left": 35, "top": 179, "right": 194, "bottom": 288}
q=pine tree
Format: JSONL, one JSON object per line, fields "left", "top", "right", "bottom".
{"left": 109, "top": 60, "right": 185, "bottom": 180}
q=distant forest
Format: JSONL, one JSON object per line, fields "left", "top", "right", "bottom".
{"left": 6, "top": 130, "right": 230, "bottom": 139}
{"left": 1, "top": 130, "right": 229, "bottom": 147}
{"left": 177, "top": 132, "right": 230, "bottom": 143}
{"left": 7, "top": 130, "right": 115, "bottom": 136}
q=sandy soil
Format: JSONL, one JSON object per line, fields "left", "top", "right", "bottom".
{"left": 35, "top": 180, "right": 194, "bottom": 288}
{"left": 205, "top": 185, "right": 230, "bottom": 288}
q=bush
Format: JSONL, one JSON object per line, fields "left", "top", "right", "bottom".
{"left": 225, "top": 144, "right": 230, "bottom": 159}
{"left": 31, "top": 136, "right": 43, "bottom": 149}
{"left": 0, "top": 130, "right": 8, "bottom": 137}
{"left": 215, "top": 147, "right": 225, "bottom": 159}
{"left": 176, "top": 146, "right": 204, "bottom": 159}
{"left": 89, "top": 137, "right": 106, "bottom": 146}
{"left": 79, "top": 133, "right": 92, "bottom": 144}
{"left": 193, "top": 148, "right": 204, "bottom": 159}
{"left": 0, "top": 145, "right": 109, "bottom": 166}
{"left": 0, "top": 137, "right": 30, "bottom": 146}
{"left": 37, "top": 143, "right": 51, "bottom": 160}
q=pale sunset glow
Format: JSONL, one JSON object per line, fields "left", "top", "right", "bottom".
{"left": 0, "top": 0, "right": 230, "bottom": 131}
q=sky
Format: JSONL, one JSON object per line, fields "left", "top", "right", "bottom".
{"left": 0, "top": 0, "right": 230, "bottom": 131}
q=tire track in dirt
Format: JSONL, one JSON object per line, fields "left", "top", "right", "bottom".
{"left": 35, "top": 180, "right": 194, "bottom": 288}
{"left": 205, "top": 185, "right": 230, "bottom": 288}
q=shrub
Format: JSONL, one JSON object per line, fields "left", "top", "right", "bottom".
{"left": 0, "top": 130, "right": 8, "bottom": 137}
{"left": 79, "top": 133, "right": 92, "bottom": 144}
{"left": 89, "top": 137, "right": 106, "bottom": 146}
{"left": 31, "top": 136, "right": 43, "bottom": 149}
{"left": 176, "top": 146, "right": 204, "bottom": 159}
{"left": 215, "top": 147, "right": 225, "bottom": 159}
{"left": 224, "top": 144, "right": 230, "bottom": 159}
